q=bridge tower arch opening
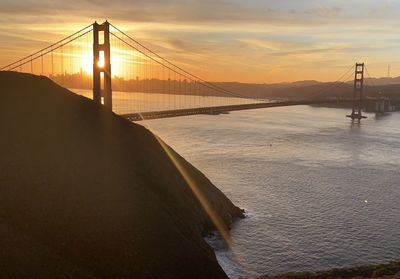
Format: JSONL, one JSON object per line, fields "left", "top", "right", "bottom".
{"left": 93, "top": 21, "right": 112, "bottom": 109}
{"left": 347, "top": 62, "right": 367, "bottom": 120}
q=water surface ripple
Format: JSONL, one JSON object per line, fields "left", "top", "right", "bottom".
{"left": 143, "top": 106, "right": 400, "bottom": 278}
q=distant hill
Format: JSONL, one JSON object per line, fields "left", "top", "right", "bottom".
{"left": 215, "top": 78, "right": 400, "bottom": 100}
{"left": 0, "top": 72, "right": 243, "bottom": 278}
{"left": 364, "top": 76, "right": 400, "bottom": 86}
{"left": 50, "top": 71, "right": 400, "bottom": 100}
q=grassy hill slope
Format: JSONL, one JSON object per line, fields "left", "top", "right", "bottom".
{"left": 0, "top": 72, "right": 243, "bottom": 278}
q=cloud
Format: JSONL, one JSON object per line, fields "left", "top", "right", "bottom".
{"left": 0, "top": 0, "right": 399, "bottom": 82}
{"left": 0, "top": 0, "right": 395, "bottom": 26}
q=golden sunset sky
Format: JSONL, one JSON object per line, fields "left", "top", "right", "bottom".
{"left": 0, "top": 0, "right": 399, "bottom": 83}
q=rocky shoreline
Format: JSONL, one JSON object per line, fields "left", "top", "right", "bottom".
{"left": 259, "top": 261, "right": 400, "bottom": 279}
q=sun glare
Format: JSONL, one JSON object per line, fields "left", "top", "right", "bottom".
{"left": 81, "top": 52, "right": 93, "bottom": 74}
{"left": 79, "top": 45, "right": 138, "bottom": 78}
{"left": 98, "top": 51, "right": 105, "bottom": 68}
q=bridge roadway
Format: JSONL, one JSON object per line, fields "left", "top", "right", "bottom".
{"left": 121, "top": 99, "right": 353, "bottom": 121}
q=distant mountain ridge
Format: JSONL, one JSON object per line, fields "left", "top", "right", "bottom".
{"left": 364, "top": 76, "right": 400, "bottom": 86}
{"left": 218, "top": 76, "right": 400, "bottom": 88}
{"left": 214, "top": 76, "right": 400, "bottom": 100}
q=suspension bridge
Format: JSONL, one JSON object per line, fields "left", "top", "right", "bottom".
{"left": 0, "top": 21, "right": 379, "bottom": 121}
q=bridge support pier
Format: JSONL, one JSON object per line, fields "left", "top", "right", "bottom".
{"left": 93, "top": 21, "right": 112, "bottom": 109}
{"left": 347, "top": 62, "right": 366, "bottom": 120}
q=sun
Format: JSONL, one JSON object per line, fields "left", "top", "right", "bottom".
{"left": 98, "top": 51, "right": 105, "bottom": 68}
{"left": 79, "top": 46, "right": 129, "bottom": 77}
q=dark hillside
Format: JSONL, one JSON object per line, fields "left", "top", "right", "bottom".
{"left": 0, "top": 72, "right": 243, "bottom": 278}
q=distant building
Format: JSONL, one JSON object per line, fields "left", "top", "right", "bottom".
{"left": 365, "top": 97, "right": 396, "bottom": 113}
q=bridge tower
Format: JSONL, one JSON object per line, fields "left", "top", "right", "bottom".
{"left": 347, "top": 62, "right": 367, "bottom": 120}
{"left": 93, "top": 21, "right": 112, "bottom": 109}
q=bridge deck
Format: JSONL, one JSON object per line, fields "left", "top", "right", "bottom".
{"left": 121, "top": 99, "right": 353, "bottom": 121}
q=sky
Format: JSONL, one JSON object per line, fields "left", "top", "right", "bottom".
{"left": 0, "top": 0, "right": 399, "bottom": 83}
